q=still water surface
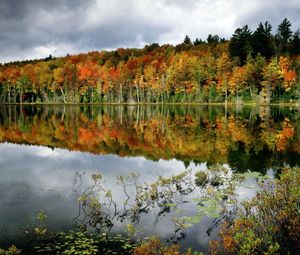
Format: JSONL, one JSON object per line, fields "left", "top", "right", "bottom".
{"left": 0, "top": 105, "right": 299, "bottom": 251}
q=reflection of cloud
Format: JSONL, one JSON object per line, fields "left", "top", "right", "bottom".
{"left": 0, "top": 142, "right": 198, "bottom": 231}
{"left": 236, "top": 169, "right": 275, "bottom": 201}
{"left": 158, "top": 158, "right": 185, "bottom": 171}
{"left": 35, "top": 147, "right": 61, "bottom": 157}
{"left": 0, "top": 142, "right": 271, "bottom": 249}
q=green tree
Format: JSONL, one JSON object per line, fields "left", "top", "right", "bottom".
{"left": 183, "top": 35, "right": 192, "bottom": 44}
{"left": 252, "top": 21, "right": 274, "bottom": 58}
{"left": 291, "top": 30, "right": 300, "bottom": 55}
{"left": 207, "top": 34, "right": 220, "bottom": 44}
{"left": 276, "top": 18, "right": 292, "bottom": 54}
{"left": 193, "top": 38, "right": 203, "bottom": 45}
{"left": 229, "top": 25, "right": 253, "bottom": 64}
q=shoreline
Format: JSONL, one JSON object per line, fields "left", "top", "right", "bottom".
{"left": 0, "top": 102, "right": 299, "bottom": 107}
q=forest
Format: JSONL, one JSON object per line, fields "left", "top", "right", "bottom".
{"left": 1, "top": 18, "right": 300, "bottom": 105}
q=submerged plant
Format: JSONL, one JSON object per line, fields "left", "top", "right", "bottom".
{"left": 34, "top": 230, "right": 137, "bottom": 255}
{"left": 0, "top": 246, "right": 21, "bottom": 255}
{"left": 35, "top": 231, "right": 99, "bottom": 255}
{"left": 71, "top": 164, "right": 247, "bottom": 245}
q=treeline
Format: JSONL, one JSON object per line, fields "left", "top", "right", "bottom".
{"left": 1, "top": 18, "right": 300, "bottom": 104}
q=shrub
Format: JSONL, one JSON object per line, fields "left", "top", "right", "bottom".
{"left": 210, "top": 167, "right": 300, "bottom": 255}
{"left": 133, "top": 237, "right": 203, "bottom": 255}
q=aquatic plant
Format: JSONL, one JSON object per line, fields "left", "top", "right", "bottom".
{"left": 0, "top": 246, "right": 21, "bottom": 255}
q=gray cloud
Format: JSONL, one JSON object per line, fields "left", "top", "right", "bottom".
{"left": 0, "top": 0, "right": 300, "bottom": 63}
{"left": 235, "top": 0, "right": 300, "bottom": 31}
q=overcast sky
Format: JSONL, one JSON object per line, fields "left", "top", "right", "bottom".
{"left": 1, "top": 0, "right": 300, "bottom": 63}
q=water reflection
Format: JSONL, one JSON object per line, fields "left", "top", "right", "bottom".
{"left": 0, "top": 105, "right": 299, "bottom": 251}
{"left": 0, "top": 105, "right": 299, "bottom": 172}
{"left": 0, "top": 143, "right": 215, "bottom": 251}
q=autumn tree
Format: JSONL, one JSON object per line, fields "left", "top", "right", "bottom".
{"left": 229, "top": 66, "right": 247, "bottom": 100}
{"left": 216, "top": 52, "right": 232, "bottom": 103}
{"left": 53, "top": 67, "right": 66, "bottom": 102}
{"left": 261, "top": 58, "right": 280, "bottom": 104}
{"left": 166, "top": 54, "right": 201, "bottom": 102}
{"left": 2, "top": 66, "right": 21, "bottom": 103}
{"left": 278, "top": 56, "right": 297, "bottom": 92}
{"left": 0, "top": 20, "right": 300, "bottom": 105}
{"left": 244, "top": 54, "right": 266, "bottom": 98}
{"left": 77, "top": 61, "right": 101, "bottom": 103}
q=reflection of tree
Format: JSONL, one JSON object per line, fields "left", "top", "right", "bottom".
{"left": 228, "top": 146, "right": 273, "bottom": 174}
{"left": 71, "top": 166, "right": 243, "bottom": 243}
{"left": 72, "top": 170, "right": 196, "bottom": 239}
{"left": 72, "top": 172, "right": 117, "bottom": 234}
{"left": 0, "top": 105, "right": 299, "bottom": 172}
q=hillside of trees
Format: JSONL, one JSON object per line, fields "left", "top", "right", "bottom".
{"left": 1, "top": 18, "right": 300, "bottom": 104}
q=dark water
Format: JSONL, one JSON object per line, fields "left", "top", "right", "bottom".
{"left": 0, "top": 105, "right": 299, "bottom": 251}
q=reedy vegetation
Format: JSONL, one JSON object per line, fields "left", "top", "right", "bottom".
{"left": 1, "top": 19, "right": 300, "bottom": 104}
{"left": 1, "top": 168, "right": 299, "bottom": 254}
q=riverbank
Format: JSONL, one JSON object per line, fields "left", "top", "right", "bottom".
{"left": 0, "top": 101, "right": 299, "bottom": 107}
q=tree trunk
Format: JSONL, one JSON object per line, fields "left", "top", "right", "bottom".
{"left": 225, "top": 83, "right": 228, "bottom": 106}
{"left": 119, "top": 84, "right": 123, "bottom": 103}
{"left": 91, "top": 86, "right": 93, "bottom": 103}
{"left": 13, "top": 84, "right": 17, "bottom": 103}
{"left": 20, "top": 85, "right": 23, "bottom": 104}
{"left": 60, "top": 87, "right": 66, "bottom": 103}
{"left": 136, "top": 83, "right": 140, "bottom": 104}
{"left": 8, "top": 85, "right": 11, "bottom": 103}
{"left": 161, "top": 75, "right": 165, "bottom": 104}
{"left": 97, "top": 80, "right": 102, "bottom": 103}
{"left": 2, "top": 87, "right": 7, "bottom": 103}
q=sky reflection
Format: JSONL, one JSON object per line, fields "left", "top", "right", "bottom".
{"left": 0, "top": 141, "right": 266, "bottom": 251}
{"left": 0, "top": 143, "right": 209, "bottom": 247}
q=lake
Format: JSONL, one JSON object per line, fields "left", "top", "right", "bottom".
{"left": 0, "top": 105, "right": 299, "bottom": 252}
